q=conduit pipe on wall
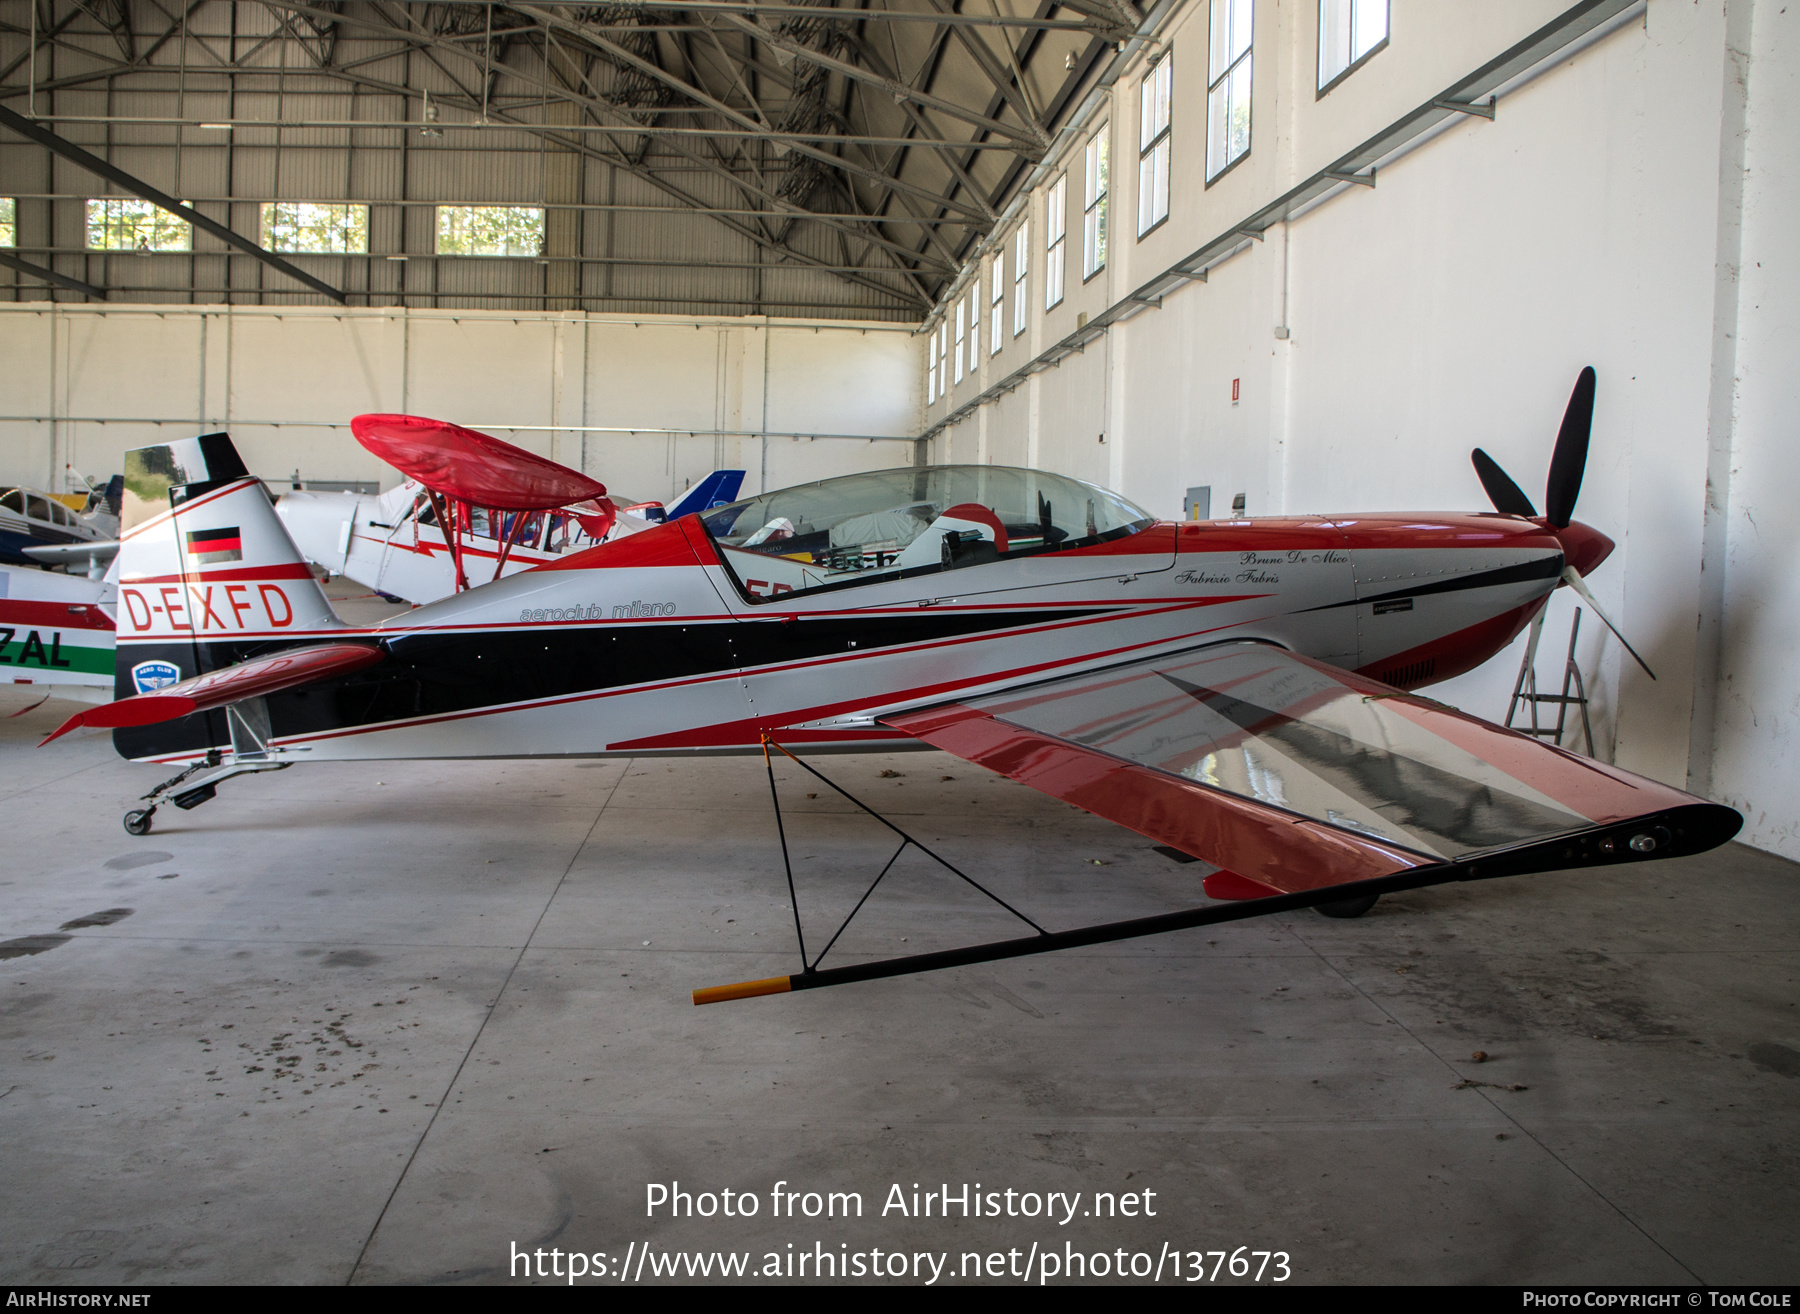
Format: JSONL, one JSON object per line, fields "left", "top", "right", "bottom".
{"left": 0, "top": 416, "right": 913, "bottom": 443}
{"left": 920, "top": 0, "right": 1646, "bottom": 445}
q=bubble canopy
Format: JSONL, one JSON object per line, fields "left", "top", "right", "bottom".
{"left": 699, "top": 465, "right": 1155, "bottom": 602}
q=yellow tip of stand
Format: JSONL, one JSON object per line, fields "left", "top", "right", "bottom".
{"left": 693, "top": 976, "right": 795, "bottom": 1006}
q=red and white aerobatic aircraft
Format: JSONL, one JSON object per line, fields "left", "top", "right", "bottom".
{"left": 43, "top": 369, "right": 1740, "bottom": 1002}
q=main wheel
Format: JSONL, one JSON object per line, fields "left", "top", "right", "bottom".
{"left": 123, "top": 809, "right": 155, "bottom": 836}
{"left": 1315, "top": 893, "right": 1378, "bottom": 919}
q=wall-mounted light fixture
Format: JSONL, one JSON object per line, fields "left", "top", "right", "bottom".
{"left": 421, "top": 90, "right": 443, "bottom": 139}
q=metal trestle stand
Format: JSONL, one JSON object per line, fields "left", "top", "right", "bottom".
{"left": 1505, "top": 608, "right": 1594, "bottom": 755}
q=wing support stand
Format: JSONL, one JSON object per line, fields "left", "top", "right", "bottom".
{"left": 707, "top": 736, "right": 1049, "bottom": 1003}
{"left": 1505, "top": 608, "right": 1595, "bottom": 755}
{"left": 121, "top": 696, "right": 290, "bottom": 836}
{"left": 694, "top": 800, "right": 1742, "bottom": 1005}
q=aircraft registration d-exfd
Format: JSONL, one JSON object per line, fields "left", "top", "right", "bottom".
{"left": 44, "top": 370, "right": 1741, "bottom": 1000}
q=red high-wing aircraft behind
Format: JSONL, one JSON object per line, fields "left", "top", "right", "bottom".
{"left": 274, "top": 414, "right": 746, "bottom": 603}
{"left": 44, "top": 369, "right": 1740, "bottom": 1002}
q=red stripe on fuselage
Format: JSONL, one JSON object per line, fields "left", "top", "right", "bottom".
{"left": 267, "top": 599, "right": 1255, "bottom": 751}
{"left": 1352, "top": 597, "right": 1545, "bottom": 688}
{"left": 0, "top": 601, "right": 114, "bottom": 631}
{"left": 123, "top": 562, "right": 317, "bottom": 585}
{"left": 529, "top": 516, "right": 709, "bottom": 571}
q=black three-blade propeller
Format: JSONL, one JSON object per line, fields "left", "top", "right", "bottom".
{"left": 1470, "top": 366, "right": 1654, "bottom": 680}
{"left": 1472, "top": 365, "right": 1595, "bottom": 529}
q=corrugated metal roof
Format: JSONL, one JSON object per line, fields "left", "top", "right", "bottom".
{"left": 1, "top": 0, "right": 1129, "bottom": 317}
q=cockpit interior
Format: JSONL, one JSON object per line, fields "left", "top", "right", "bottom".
{"left": 700, "top": 465, "right": 1153, "bottom": 600}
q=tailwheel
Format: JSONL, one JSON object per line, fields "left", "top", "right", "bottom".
{"left": 1315, "top": 893, "right": 1378, "bottom": 919}
{"left": 123, "top": 808, "right": 156, "bottom": 837}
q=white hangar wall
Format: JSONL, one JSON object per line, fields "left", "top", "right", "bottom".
{"left": 1707, "top": 1, "right": 1800, "bottom": 856}
{"left": 924, "top": 0, "right": 1800, "bottom": 858}
{"left": 0, "top": 306, "right": 923, "bottom": 505}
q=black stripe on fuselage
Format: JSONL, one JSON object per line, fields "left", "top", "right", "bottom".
{"left": 1300, "top": 555, "right": 1563, "bottom": 613}
{"left": 111, "top": 606, "right": 1115, "bottom": 759}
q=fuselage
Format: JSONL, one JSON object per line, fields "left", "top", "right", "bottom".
{"left": 113, "top": 491, "right": 1594, "bottom": 765}
{"left": 0, "top": 562, "right": 115, "bottom": 699}
{"left": 274, "top": 481, "right": 655, "bottom": 604}
{"left": 0, "top": 485, "right": 115, "bottom": 567}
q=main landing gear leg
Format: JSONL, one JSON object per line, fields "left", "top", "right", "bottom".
{"left": 122, "top": 749, "right": 290, "bottom": 835}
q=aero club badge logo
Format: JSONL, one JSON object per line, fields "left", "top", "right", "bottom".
{"left": 131, "top": 660, "right": 182, "bottom": 694}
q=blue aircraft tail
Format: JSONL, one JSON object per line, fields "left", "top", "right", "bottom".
{"left": 666, "top": 470, "right": 745, "bottom": 520}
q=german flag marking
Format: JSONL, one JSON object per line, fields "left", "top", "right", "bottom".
{"left": 185, "top": 526, "right": 243, "bottom": 563}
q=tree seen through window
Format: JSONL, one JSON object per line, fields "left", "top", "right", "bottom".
{"left": 261, "top": 202, "right": 368, "bottom": 254}
{"left": 86, "top": 198, "right": 191, "bottom": 251}
{"left": 437, "top": 205, "right": 545, "bottom": 257}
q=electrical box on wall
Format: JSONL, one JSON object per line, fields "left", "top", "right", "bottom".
{"left": 1184, "top": 486, "right": 1211, "bottom": 520}
{"left": 1232, "top": 493, "right": 1247, "bottom": 516}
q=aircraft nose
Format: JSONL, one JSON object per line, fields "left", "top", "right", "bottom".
{"left": 1552, "top": 520, "right": 1615, "bottom": 576}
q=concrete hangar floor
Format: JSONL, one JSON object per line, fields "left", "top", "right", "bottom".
{"left": 1, "top": 606, "right": 1797, "bottom": 1285}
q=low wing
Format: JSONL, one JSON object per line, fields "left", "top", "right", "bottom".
{"left": 351, "top": 414, "right": 608, "bottom": 512}
{"left": 22, "top": 540, "right": 119, "bottom": 565}
{"left": 695, "top": 641, "right": 1739, "bottom": 1004}
{"left": 884, "top": 640, "right": 1738, "bottom": 897}
{"left": 42, "top": 642, "right": 384, "bottom": 743}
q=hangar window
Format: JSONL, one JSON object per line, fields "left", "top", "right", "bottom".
{"left": 702, "top": 465, "right": 1154, "bottom": 603}
{"left": 0, "top": 198, "right": 13, "bottom": 247}
{"left": 927, "top": 321, "right": 944, "bottom": 402}
{"left": 1138, "top": 57, "right": 1172, "bottom": 233}
{"left": 1083, "top": 130, "right": 1109, "bottom": 279}
{"left": 86, "top": 198, "right": 190, "bottom": 251}
{"left": 953, "top": 298, "right": 966, "bottom": 386}
{"left": 989, "top": 253, "right": 1004, "bottom": 356}
{"left": 967, "top": 287, "right": 980, "bottom": 375}
{"left": 261, "top": 202, "right": 368, "bottom": 254}
{"left": 436, "top": 205, "right": 544, "bottom": 257}
{"left": 1045, "top": 175, "right": 1067, "bottom": 311}
{"left": 1206, "top": 0, "right": 1253, "bottom": 184}
{"left": 1318, "top": 0, "right": 1388, "bottom": 94}
{"left": 1012, "top": 223, "right": 1029, "bottom": 337}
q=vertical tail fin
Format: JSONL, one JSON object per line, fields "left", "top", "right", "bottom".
{"left": 112, "top": 433, "right": 342, "bottom": 759}
{"left": 667, "top": 470, "right": 746, "bottom": 520}
{"left": 115, "top": 433, "right": 343, "bottom": 649}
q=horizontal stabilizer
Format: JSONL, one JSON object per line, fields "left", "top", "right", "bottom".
{"left": 42, "top": 641, "right": 383, "bottom": 744}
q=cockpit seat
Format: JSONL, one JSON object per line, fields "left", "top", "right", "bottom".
{"left": 827, "top": 503, "right": 936, "bottom": 552}
{"left": 893, "top": 503, "right": 1011, "bottom": 570}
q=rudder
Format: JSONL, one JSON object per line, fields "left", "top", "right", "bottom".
{"left": 112, "top": 432, "right": 343, "bottom": 759}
